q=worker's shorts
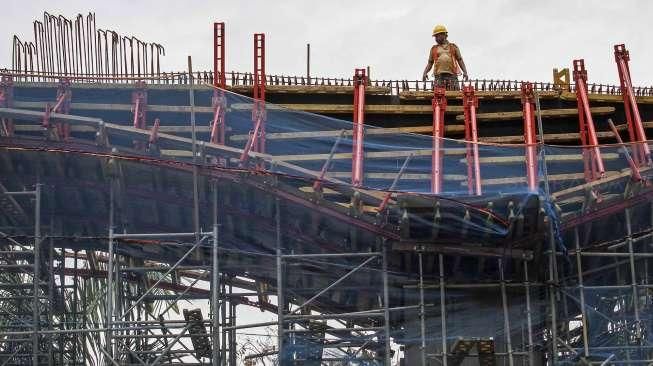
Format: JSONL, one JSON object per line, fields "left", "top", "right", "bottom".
{"left": 434, "top": 73, "right": 459, "bottom": 90}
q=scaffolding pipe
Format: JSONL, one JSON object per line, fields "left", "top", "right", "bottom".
{"left": 574, "top": 228, "right": 591, "bottom": 358}
{"left": 275, "top": 197, "right": 284, "bottom": 365}
{"left": 211, "top": 221, "right": 220, "bottom": 366}
{"left": 419, "top": 253, "right": 427, "bottom": 366}
{"left": 439, "top": 254, "right": 448, "bottom": 366}
{"left": 382, "top": 242, "right": 391, "bottom": 366}
{"left": 32, "top": 184, "right": 41, "bottom": 366}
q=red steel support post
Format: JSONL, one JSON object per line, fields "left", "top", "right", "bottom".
{"left": 211, "top": 22, "right": 227, "bottom": 145}
{"left": 573, "top": 59, "right": 605, "bottom": 182}
{"left": 253, "top": 33, "right": 266, "bottom": 154}
{"left": 352, "top": 68, "right": 366, "bottom": 187}
{"left": 431, "top": 86, "right": 447, "bottom": 194}
{"left": 463, "top": 85, "right": 481, "bottom": 195}
{"left": 614, "top": 44, "right": 650, "bottom": 166}
{"left": 0, "top": 76, "right": 14, "bottom": 137}
{"left": 521, "top": 82, "right": 539, "bottom": 192}
{"left": 213, "top": 22, "right": 226, "bottom": 88}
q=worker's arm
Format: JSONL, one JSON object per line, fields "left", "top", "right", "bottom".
{"left": 422, "top": 61, "right": 434, "bottom": 81}
{"left": 422, "top": 47, "right": 434, "bottom": 81}
{"left": 455, "top": 47, "right": 469, "bottom": 81}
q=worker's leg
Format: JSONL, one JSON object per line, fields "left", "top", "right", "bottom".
{"left": 435, "top": 74, "right": 459, "bottom": 90}
{"left": 445, "top": 74, "right": 460, "bottom": 91}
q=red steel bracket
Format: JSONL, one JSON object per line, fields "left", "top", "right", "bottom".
{"left": 573, "top": 59, "right": 605, "bottom": 182}
{"left": 240, "top": 33, "right": 266, "bottom": 166}
{"left": 431, "top": 86, "right": 447, "bottom": 194}
{"left": 149, "top": 117, "right": 160, "bottom": 147}
{"left": 132, "top": 81, "right": 147, "bottom": 130}
{"left": 210, "top": 91, "right": 227, "bottom": 145}
{"left": 0, "top": 75, "right": 14, "bottom": 137}
{"left": 463, "top": 85, "right": 481, "bottom": 195}
{"left": 607, "top": 119, "right": 642, "bottom": 181}
{"left": 42, "top": 78, "right": 71, "bottom": 140}
{"left": 352, "top": 68, "right": 367, "bottom": 187}
{"left": 131, "top": 81, "right": 148, "bottom": 149}
{"left": 615, "top": 44, "right": 650, "bottom": 166}
{"left": 521, "top": 82, "right": 539, "bottom": 192}
{"left": 313, "top": 130, "right": 346, "bottom": 193}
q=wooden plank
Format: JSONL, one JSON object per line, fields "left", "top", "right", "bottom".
{"left": 324, "top": 172, "right": 466, "bottom": 181}
{"left": 402, "top": 89, "right": 653, "bottom": 104}
{"left": 459, "top": 153, "right": 620, "bottom": 165}
{"left": 559, "top": 91, "right": 653, "bottom": 104}
{"left": 13, "top": 101, "right": 216, "bottom": 113}
{"left": 314, "top": 171, "right": 617, "bottom": 186}
{"left": 474, "top": 172, "right": 587, "bottom": 186}
{"left": 229, "top": 125, "right": 465, "bottom": 142}
{"left": 480, "top": 131, "right": 613, "bottom": 144}
{"left": 13, "top": 121, "right": 653, "bottom": 141}
{"left": 272, "top": 148, "right": 467, "bottom": 162}
{"left": 230, "top": 121, "right": 653, "bottom": 144}
{"left": 12, "top": 123, "right": 214, "bottom": 134}
{"left": 400, "top": 90, "right": 560, "bottom": 101}
{"left": 551, "top": 165, "right": 653, "bottom": 201}
{"left": 455, "top": 106, "right": 615, "bottom": 122}
{"left": 231, "top": 103, "right": 464, "bottom": 114}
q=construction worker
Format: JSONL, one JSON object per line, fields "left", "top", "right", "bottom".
{"left": 421, "top": 24, "right": 468, "bottom": 90}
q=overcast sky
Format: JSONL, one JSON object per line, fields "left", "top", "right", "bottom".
{"left": 3, "top": 0, "right": 653, "bottom": 86}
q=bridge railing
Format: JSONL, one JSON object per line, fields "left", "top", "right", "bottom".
{"left": 3, "top": 68, "right": 653, "bottom": 97}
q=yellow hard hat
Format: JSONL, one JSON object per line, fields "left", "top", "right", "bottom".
{"left": 432, "top": 24, "right": 448, "bottom": 36}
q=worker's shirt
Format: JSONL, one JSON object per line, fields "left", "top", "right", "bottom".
{"left": 428, "top": 42, "right": 460, "bottom": 76}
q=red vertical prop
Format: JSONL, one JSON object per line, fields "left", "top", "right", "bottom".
{"left": 521, "top": 82, "right": 539, "bottom": 192}
{"left": 614, "top": 44, "right": 650, "bottom": 166}
{"left": 573, "top": 59, "right": 605, "bottom": 182}
{"left": 213, "top": 22, "right": 226, "bottom": 88}
{"left": 431, "top": 86, "right": 447, "bottom": 194}
{"left": 253, "top": 33, "right": 266, "bottom": 154}
{"left": 463, "top": 85, "right": 481, "bottom": 195}
{"left": 351, "top": 68, "right": 366, "bottom": 187}
{"left": 210, "top": 22, "right": 226, "bottom": 145}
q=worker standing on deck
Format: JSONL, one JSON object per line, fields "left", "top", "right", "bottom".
{"left": 421, "top": 24, "right": 469, "bottom": 90}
